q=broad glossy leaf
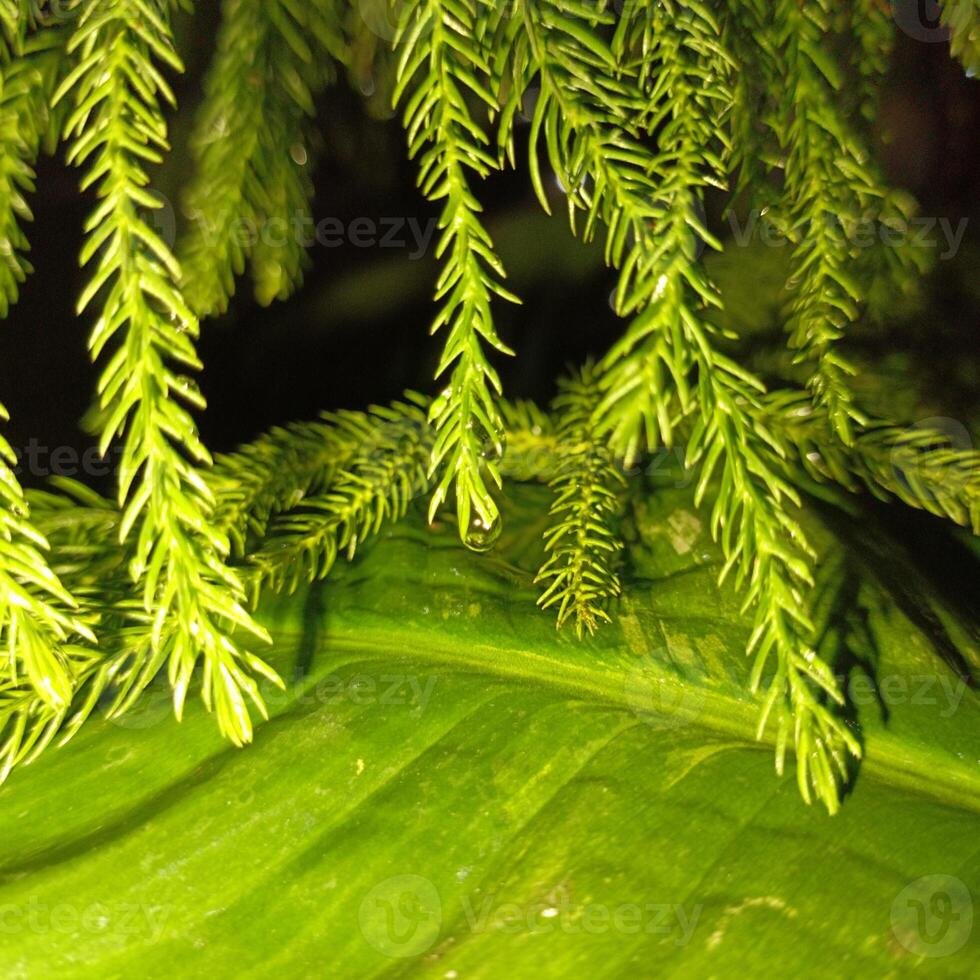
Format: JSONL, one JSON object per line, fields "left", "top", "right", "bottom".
{"left": 0, "top": 483, "right": 977, "bottom": 977}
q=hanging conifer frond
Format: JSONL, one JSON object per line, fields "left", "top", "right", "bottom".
{"left": 179, "top": 0, "right": 347, "bottom": 313}
{"left": 55, "top": 0, "right": 278, "bottom": 745}
{"left": 0, "top": 13, "right": 94, "bottom": 758}
{"left": 536, "top": 365, "right": 625, "bottom": 637}
{"left": 516, "top": 1, "right": 860, "bottom": 808}
{"left": 393, "top": 0, "right": 518, "bottom": 546}
{"left": 0, "top": 0, "right": 973, "bottom": 816}
{"left": 768, "top": 0, "right": 920, "bottom": 444}
{"left": 0, "top": 21, "right": 67, "bottom": 316}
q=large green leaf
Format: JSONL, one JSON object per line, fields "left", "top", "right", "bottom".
{"left": 0, "top": 483, "right": 977, "bottom": 977}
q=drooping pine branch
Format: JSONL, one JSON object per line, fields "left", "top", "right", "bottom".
{"left": 513, "top": 0, "right": 726, "bottom": 464}
{"left": 55, "top": 0, "right": 278, "bottom": 746}
{"left": 0, "top": 24, "right": 66, "bottom": 316}
{"left": 719, "top": 0, "right": 777, "bottom": 208}
{"left": 0, "top": 480, "right": 127, "bottom": 781}
{"left": 0, "top": 18, "right": 94, "bottom": 748}
{"left": 520, "top": 1, "right": 858, "bottom": 811}
{"left": 688, "top": 397, "right": 861, "bottom": 814}
{"left": 765, "top": 0, "right": 927, "bottom": 444}
{"left": 536, "top": 365, "right": 625, "bottom": 637}
{"left": 0, "top": 416, "right": 96, "bottom": 750}
{"left": 179, "top": 0, "right": 347, "bottom": 313}
{"left": 394, "top": 0, "right": 518, "bottom": 544}
{"left": 850, "top": 0, "right": 896, "bottom": 121}
{"left": 0, "top": 16, "right": 32, "bottom": 315}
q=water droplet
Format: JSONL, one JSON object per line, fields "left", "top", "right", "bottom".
{"left": 464, "top": 513, "right": 501, "bottom": 553}
{"left": 480, "top": 428, "right": 505, "bottom": 464}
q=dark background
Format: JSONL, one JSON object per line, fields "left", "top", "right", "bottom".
{"left": 2, "top": 7, "right": 978, "bottom": 491}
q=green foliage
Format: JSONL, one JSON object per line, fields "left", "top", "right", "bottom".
{"left": 179, "top": 0, "right": 347, "bottom": 313}
{"left": 0, "top": 0, "right": 975, "bottom": 817}
{"left": 394, "top": 0, "right": 517, "bottom": 540}
{"left": 3, "top": 481, "right": 978, "bottom": 976}
{"left": 54, "top": 0, "right": 276, "bottom": 746}
{"left": 249, "top": 397, "right": 431, "bottom": 592}
{"left": 535, "top": 365, "right": 624, "bottom": 637}
{"left": 850, "top": 0, "right": 896, "bottom": 120}
{"left": 0, "top": 20, "right": 65, "bottom": 316}
{"left": 944, "top": 0, "right": 980, "bottom": 75}
{"left": 0, "top": 15, "right": 93, "bottom": 776}
{"left": 210, "top": 416, "right": 354, "bottom": 555}
{"left": 769, "top": 0, "right": 887, "bottom": 441}
{"left": 766, "top": 389, "right": 980, "bottom": 534}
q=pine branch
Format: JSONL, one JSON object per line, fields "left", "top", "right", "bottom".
{"left": 0, "top": 25, "right": 66, "bottom": 316}
{"left": 210, "top": 414, "right": 364, "bottom": 556}
{"left": 944, "top": 0, "right": 980, "bottom": 75}
{"left": 768, "top": 0, "right": 922, "bottom": 443}
{"left": 850, "top": 0, "right": 896, "bottom": 121}
{"left": 719, "top": 0, "right": 779, "bottom": 208}
{"left": 179, "top": 0, "right": 347, "bottom": 314}
{"left": 0, "top": 19, "right": 94, "bottom": 749}
{"left": 2, "top": 481, "right": 200, "bottom": 781}
{"left": 763, "top": 390, "right": 980, "bottom": 534}
{"left": 394, "top": 0, "right": 518, "bottom": 544}
{"left": 687, "top": 394, "right": 861, "bottom": 814}
{"left": 499, "top": 398, "right": 558, "bottom": 483}
{"left": 0, "top": 417, "right": 96, "bottom": 716}
{"left": 55, "top": 0, "right": 278, "bottom": 746}
{"left": 0, "top": 481, "right": 126, "bottom": 781}
{"left": 536, "top": 365, "right": 624, "bottom": 637}
{"left": 249, "top": 397, "right": 431, "bottom": 593}
{"left": 520, "top": 2, "right": 858, "bottom": 811}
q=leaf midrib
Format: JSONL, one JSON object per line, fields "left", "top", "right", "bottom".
{"left": 275, "top": 625, "right": 980, "bottom": 816}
